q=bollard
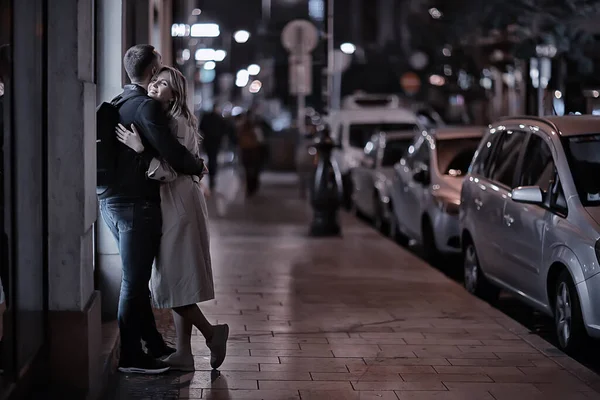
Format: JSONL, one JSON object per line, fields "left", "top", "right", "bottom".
{"left": 309, "top": 127, "right": 342, "bottom": 237}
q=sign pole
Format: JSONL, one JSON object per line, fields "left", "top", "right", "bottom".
{"left": 281, "top": 19, "right": 318, "bottom": 136}
{"left": 331, "top": 50, "right": 351, "bottom": 111}
{"left": 298, "top": 92, "right": 306, "bottom": 135}
{"left": 296, "top": 26, "right": 306, "bottom": 136}
{"left": 326, "top": 0, "right": 334, "bottom": 112}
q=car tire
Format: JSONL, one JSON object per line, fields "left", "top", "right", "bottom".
{"left": 342, "top": 173, "right": 353, "bottom": 210}
{"left": 349, "top": 193, "right": 360, "bottom": 217}
{"left": 373, "top": 194, "right": 386, "bottom": 233}
{"left": 554, "top": 270, "right": 587, "bottom": 353}
{"left": 463, "top": 241, "right": 500, "bottom": 303}
{"left": 388, "top": 202, "right": 408, "bottom": 246}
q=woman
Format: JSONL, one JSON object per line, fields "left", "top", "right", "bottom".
{"left": 115, "top": 66, "right": 228, "bottom": 371}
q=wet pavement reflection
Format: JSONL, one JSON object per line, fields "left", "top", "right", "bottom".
{"left": 105, "top": 173, "right": 600, "bottom": 399}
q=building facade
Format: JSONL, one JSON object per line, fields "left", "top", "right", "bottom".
{"left": 0, "top": 1, "right": 172, "bottom": 398}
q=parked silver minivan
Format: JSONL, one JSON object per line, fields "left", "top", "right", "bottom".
{"left": 460, "top": 116, "right": 600, "bottom": 353}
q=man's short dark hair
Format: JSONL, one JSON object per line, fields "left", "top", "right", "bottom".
{"left": 123, "top": 44, "right": 158, "bottom": 82}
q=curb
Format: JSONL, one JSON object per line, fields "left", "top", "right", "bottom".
{"left": 365, "top": 214, "right": 600, "bottom": 395}
{"left": 486, "top": 302, "right": 600, "bottom": 394}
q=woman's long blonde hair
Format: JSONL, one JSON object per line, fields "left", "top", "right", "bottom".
{"left": 152, "top": 66, "right": 201, "bottom": 153}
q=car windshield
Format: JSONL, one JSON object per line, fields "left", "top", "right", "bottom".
{"left": 349, "top": 123, "right": 417, "bottom": 148}
{"left": 381, "top": 138, "right": 412, "bottom": 167}
{"left": 562, "top": 134, "right": 600, "bottom": 207}
{"left": 436, "top": 138, "right": 481, "bottom": 177}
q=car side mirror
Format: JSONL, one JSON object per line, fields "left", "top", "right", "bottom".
{"left": 511, "top": 186, "right": 543, "bottom": 205}
{"left": 413, "top": 168, "right": 430, "bottom": 185}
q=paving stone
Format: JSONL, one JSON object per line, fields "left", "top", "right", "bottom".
{"left": 105, "top": 173, "right": 600, "bottom": 399}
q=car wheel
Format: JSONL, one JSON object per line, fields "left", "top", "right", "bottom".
{"left": 373, "top": 195, "right": 386, "bottom": 233}
{"left": 349, "top": 193, "right": 360, "bottom": 216}
{"left": 463, "top": 241, "right": 500, "bottom": 303}
{"left": 422, "top": 218, "right": 440, "bottom": 263}
{"left": 342, "top": 174, "right": 353, "bottom": 210}
{"left": 388, "top": 202, "right": 408, "bottom": 246}
{"left": 555, "top": 270, "right": 586, "bottom": 353}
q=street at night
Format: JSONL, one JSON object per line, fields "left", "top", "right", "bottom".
{"left": 4, "top": 0, "right": 600, "bottom": 398}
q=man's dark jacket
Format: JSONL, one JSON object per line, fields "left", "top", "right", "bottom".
{"left": 99, "top": 84, "right": 204, "bottom": 201}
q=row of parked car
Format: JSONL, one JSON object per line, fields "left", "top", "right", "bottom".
{"left": 347, "top": 114, "right": 600, "bottom": 354}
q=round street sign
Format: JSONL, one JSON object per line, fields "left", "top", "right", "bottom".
{"left": 281, "top": 19, "right": 319, "bottom": 54}
{"left": 400, "top": 72, "right": 421, "bottom": 95}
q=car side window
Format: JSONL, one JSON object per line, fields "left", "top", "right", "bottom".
{"left": 487, "top": 130, "right": 528, "bottom": 187}
{"left": 410, "top": 137, "right": 431, "bottom": 171}
{"left": 518, "top": 134, "right": 555, "bottom": 193}
{"left": 471, "top": 129, "right": 501, "bottom": 176}
{"left": 550, "top": 175, "right": 568, "bottom": 214}
{"left": 405, "top": 136, "right": 423, "bottom": 169}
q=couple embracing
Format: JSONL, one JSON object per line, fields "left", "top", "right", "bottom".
{"left": 98, "top": 44, "right": 228, "bottom": 374}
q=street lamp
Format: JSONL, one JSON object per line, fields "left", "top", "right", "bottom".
{"left": 195, "top": 49, "right": 227, "bottom": 62}
{"left": 190, "top": 23, "right": 220, "bottom": 37}
{"left": 234, "top": 30, "right": 250, "bottom": 43}
{"left": 195, "top": 49, "right": 216, "bottom": 61}
{"left": 340, "top": 42, "right": 356, "bottom": 55}
{"left": 236, "top": 69, "right": 250, "bottom": 87}
{"left": 204, "top": 61, "right": 216, "bottom": 70}
{"left": 429, "top": 7, "right": 442, "bottom": 19}
{"left": 247, "top": 64, "right": 261, "bottom": 75}
{"left": 171, "top": 23, "right": 190, "bottom": 37}
{"left": 249, "top": 80, "right": 262, "bottom": 93}
{"left": 214, "top": 50, "right": 227, "bottom": 62}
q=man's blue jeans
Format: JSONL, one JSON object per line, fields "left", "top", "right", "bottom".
{"left": 99, "top": 198, "right": 164, "bottom": 360}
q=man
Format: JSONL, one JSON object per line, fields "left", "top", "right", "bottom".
{"left": 199, "top": 105, "right": 225, "bottom": 190}
{"left": 98, "top": 44, "right": 206, "bottom": 374}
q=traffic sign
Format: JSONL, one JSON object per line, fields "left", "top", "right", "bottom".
{"left": 281, "top": 19, "right": 319, "bottom": 54}
{"left": 400, "top": 72, "right": 421, "bottom": 95}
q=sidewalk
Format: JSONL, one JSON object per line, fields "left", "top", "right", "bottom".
{"left": 107, "top": 172, "right": 600, "bottom": 400}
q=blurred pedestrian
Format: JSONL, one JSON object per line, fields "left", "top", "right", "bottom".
{"left": 199, "top": 105, "right": 225, "bottom": 190}
{"left": 237, "top": 112, "right": 263, "bottom": 197}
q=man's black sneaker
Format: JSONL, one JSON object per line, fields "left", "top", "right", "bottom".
{"left": 206, "top": 324, "right": 229, "bottom": 369}
{"left": 118, "top": 353, "right": 170, "bottom": 374}
{"left": 147, "top": 343, "right": 176, "bottom": 359}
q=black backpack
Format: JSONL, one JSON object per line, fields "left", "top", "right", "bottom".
{"left": 96, "top": 95, "right": 128, "bottom": 196}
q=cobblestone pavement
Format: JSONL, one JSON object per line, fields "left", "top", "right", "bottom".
{"left": 106, "top": 173, "right": 600, "bottom": 400}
